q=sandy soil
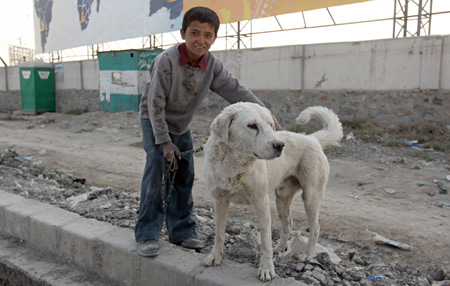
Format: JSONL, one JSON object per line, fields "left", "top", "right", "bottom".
{"left": 0, "top": 109, "right": 449, "bottom": 275}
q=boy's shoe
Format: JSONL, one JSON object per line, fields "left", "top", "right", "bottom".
{"left": 137, "top": 240, "right": 159, "bottom": 257}
{"left": 180, "top": 238, "right": 204, "bottom": 250}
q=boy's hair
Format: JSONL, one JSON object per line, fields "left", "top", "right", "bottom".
{"left": 182, "top": 6, "right": 220, "bottom": 37}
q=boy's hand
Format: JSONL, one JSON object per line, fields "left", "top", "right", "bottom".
{"left": 162, "top": 142, "right": 181, "bottom": 161}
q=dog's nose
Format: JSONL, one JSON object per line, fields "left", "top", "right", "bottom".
{"left": 273, "top": 141, "right": 285, "bottom": 154}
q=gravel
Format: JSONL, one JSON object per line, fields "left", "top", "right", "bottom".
{"left": 1, "top": 149, "right": 449, "bottom": 285}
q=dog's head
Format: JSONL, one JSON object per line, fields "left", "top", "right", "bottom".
{"left": 210, "top": 102, "right": 284, "bottom": 160}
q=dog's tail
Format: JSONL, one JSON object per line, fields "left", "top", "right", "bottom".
{"left": 295, "top": 106, "right": 343, "bottom": 148}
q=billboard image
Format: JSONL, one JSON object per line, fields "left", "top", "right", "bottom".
{"left": 34, "top": 0, "right": 370, "bottom": 53}
{"left": 183, "top": 0, "right": 372, "bottom": 24}
{"left": 34, "top": 0, "right": 183, "bottom": 53}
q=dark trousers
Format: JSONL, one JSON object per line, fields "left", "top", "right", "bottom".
{"left": 134, "top": 118, "right": 196, "bottom": 243}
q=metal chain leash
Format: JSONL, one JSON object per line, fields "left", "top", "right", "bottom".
{"left": 161, "top": 146, "right": 204, "bottom": 212}
{"left": 161, "top": 154, "right": 178, "bottom": 212}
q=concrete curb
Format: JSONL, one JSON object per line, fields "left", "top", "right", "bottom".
{"left": 0, "top": 190, "right": 300, "bottom": 286}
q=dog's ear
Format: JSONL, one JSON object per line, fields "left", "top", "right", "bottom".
{"left": 211, "top": 108, "right": 237, "bottom": 143}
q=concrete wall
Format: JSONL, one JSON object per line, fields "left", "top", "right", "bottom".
{"left": 0, "top": 67, "right": 6, "bottom": 91}
{"left": 0, "top": 91, "right": 20, "bottom": 112}
{"left": 0, "top": 60, "right": 99, "bottom": 113}
{"left": 213, "top": 35, "right": 449, "bottom": 90}
{"left": 2, "top": 36, "right": 449, "bottom": 94}
{"left": 55, "top": 60, "right": 99, "bottom": 90}
{"left": 0, "top": 67, "right": 21, "bottom": 112}
{"left": 0, "top": 36, "right": 449, "bottom": 126}
{"left": 0, "top": 66, "right": 20, "bottom": 91}
{"left": 441, "top": 36, "right": 450, "bottom": 89}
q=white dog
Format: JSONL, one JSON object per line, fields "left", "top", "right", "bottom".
{"left": 202, "top": 102, "right": 343, "bottom": 281}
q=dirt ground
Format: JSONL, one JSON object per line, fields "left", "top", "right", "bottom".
{"left": 0, "top": 108, "right": 449, "bottom": 282}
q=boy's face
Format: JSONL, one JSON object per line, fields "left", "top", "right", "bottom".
{"left": 180, "top": 20, "right": 216, "bottom": 64}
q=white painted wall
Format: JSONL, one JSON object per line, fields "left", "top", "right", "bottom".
{"left": 0, "top": 35, "right": 449, "bottom": 92}
{"left": 215, "top": 35, "right": 449, "bottom": 91}
{"left": 441, "top": 36, "right": 450, "bottom": 90}
{"left": 55, "top": 61, "right": 81, "bottom": 90}
{"left": 82, "top": 60, "right": 99, "bottom": 90}
{"left": 6, "top": 67, "right": 19, "bottom": 91}
{"left": 0, "top": 68, "right": 6, "bottom": 91}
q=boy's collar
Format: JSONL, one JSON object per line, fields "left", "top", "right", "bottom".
{"left": 178, "top": 43, "right": 207, "bottom": 72}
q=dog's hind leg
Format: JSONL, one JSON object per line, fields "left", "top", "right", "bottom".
{"left": 203, "top": 198, "right": 230, "bottom": 267}
{"left": 302, "top": 185, "right": 324, "bottom": 258}
{"left": 275, "top": 185, "right": 298, "bottom": 253}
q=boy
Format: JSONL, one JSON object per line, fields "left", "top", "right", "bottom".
{"left": 135, "top": 6, "right": 281, "bottom": 256}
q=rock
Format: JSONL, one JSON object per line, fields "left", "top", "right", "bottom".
{"left": 304, "top": 264, "right": 314, "bottom": 271}
{"left": 296, "top": 263, "right": 305, "bottom": 272}
{"left": 334, "top": 265, "right": 345, "bottom": 276}
{"left": 331, "top": 276, "right": 341, "bottom": 283}
{"left": 341, "top": 270, "right": 363, "bottom": 282}
{"left": 394, "top": 262, "right": 409, "bottom": 273}
{"left": 354, "top": 258, "right": 365, "bottom": 265}
{"left": 417, "top": 277, "right": 431, "bottom": 286}
{"left": 225, "top": 225, "right": 241, "bottom": 235}
{"left": 118, "top": 191, "right": 129, "bottom": 200}
{"left": 234, "top": 248, "right": 254, "bottom": 259}
{"left": 316, "top": 252, "right": 331, "bottom": 266}
{"left": 97, "top": 215, "right": 106, "bottom": 221}
{"left": 301, "top": 270, "right": 320, "bottom": 285}
{"left": 341, "top": 280, "right": 353, "bottom": 286}
{"left": 341, "top": 271, "right": 353, "bottom": 281}
{"left": 311, "top": 269, "right": 327, "bottom": 285}
{"left": 348, "top": 270, "right": 363, "bottom": 281}
{"left": 427, "top": 265, "right": 446, "bottom": 281}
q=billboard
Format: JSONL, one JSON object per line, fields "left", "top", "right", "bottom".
{"left": 184, "top": 0, "right": 372, "bottom": 24}
{"left": 34, "top": 0, "right": 183, "bottom": 53}
{"left": 34, "top": 0, "right": 371, "bottom": 54}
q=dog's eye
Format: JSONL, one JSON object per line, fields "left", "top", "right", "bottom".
{"left": 247, "top": 123, "right": 258, "bottom": 130}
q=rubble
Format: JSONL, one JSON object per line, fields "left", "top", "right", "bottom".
{"left": 1, "top": 149, "right": 448, "bottom": 285}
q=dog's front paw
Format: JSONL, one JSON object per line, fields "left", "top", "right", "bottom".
{"left": 203, "top": 252, "right": 222, "bottom": 267}
{"left": 257, "top": 261, "right": 276, "bottom": 281}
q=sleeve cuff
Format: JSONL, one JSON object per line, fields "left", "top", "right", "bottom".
{"left": 154, "top": 133, "right": 171, "bottom": 145}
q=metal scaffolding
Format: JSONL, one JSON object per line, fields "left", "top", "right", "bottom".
{"left": 32, "top": 0, "right": 450, "bottom": 62}
{"left": 393, "top": 0, "right": 433, "bottom": 38}
{"left": 225, "top": 20, "right": 253, "bottom": 50}
{"left": 48, "top": 50, "right": 63, "bottom": 63}
{"left": 8, "top": 45, "right": 35, "bottom": 66}
{"left": 143, "top": 34, "right": 164, "bottom": 49}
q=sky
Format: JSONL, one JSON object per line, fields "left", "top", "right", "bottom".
{"left": 1, "top": 0, "right": 450, "bottom": 65}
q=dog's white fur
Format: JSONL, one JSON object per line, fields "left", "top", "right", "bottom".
{"left": 202, "top": 102, "right": 343, "bottom": 281}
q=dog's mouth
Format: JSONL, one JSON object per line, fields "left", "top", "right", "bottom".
{"left": 253, "top": 151, "right": 283, "bottom": 160}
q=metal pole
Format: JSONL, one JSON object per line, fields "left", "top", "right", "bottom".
{"left": 428, "top": 0, "right": 433, "bottom": 35}
{"left": 404, "top": 0, "right": 408, "bottom": 37}
{"left": 237, "top": 22, "right": 241, "bottom": 50}
{"left": 393, "top": 0, "right": 397, "bottom": 38}
{"left": 0, "top": 56, "right": 7, "bottom": 67}
{"left": 417, "top": 0, "right": 423, "bottom": 36}
{"left": 5, "top": 66, "right": 8, "bottom": 91}
{"left": 250, "top": 20, "right": 252, "bottom": 49}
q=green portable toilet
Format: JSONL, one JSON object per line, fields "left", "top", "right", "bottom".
{"left": 98, "top": 49, "right": 163, "bottom": 113}
{"left": 19, "top": 61, "right": 55, "bottom": 113}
